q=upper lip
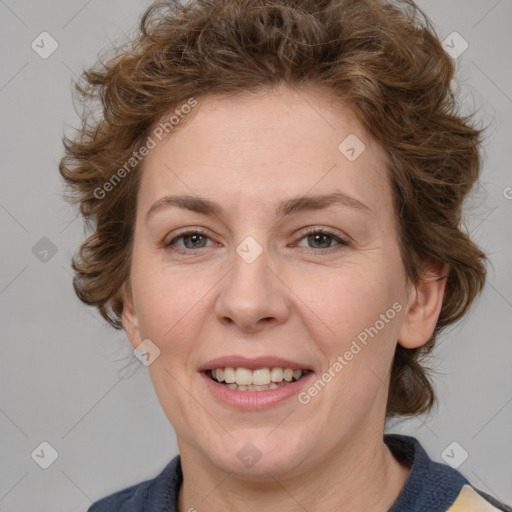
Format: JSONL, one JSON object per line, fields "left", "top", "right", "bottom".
{"left": 198, "top": 356, "right": 313, "bottom": 372}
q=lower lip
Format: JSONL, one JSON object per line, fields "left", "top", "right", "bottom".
{"left": 200, "top": 371, "right": 315, "bottom": 410}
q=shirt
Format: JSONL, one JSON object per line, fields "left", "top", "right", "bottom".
{"left": 87, "top": 434, "right": 512, "bottom": 511}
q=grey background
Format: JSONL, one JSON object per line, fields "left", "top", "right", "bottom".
{"left": 0, "top": 0, "right": 511, "bottom": 510}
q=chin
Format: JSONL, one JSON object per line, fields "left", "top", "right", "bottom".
{"left": 203, "top": 431, "right": 309, "bottom": 478}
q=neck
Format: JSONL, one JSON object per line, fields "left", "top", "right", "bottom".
{"left": 177, "top": 430, "right": 410, "bottom": 512}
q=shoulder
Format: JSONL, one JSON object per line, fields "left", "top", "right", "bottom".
{"left": 448, "top": 485, "right": 512, "bottom": 512}
{"left": 87, "top": 455, "right": 182, "bottom": 512}
{"left": 385, "top": 434, "right": 511, "bottom": 512}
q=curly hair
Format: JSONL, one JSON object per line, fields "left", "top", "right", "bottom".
{"left": 59, "top": 0, "right": 488, "bottom": 418}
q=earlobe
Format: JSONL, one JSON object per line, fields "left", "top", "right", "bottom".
{"left": 120, "top": 281, "right": 142, "bottom": 350}
{"left": 397, "top": 263, "right": 449, "bottom": 349}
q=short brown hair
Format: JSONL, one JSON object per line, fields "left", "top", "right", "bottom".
{"left": 59, "top": 0, "right": 488, "bottom": 417}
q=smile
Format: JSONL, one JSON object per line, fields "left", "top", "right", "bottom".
{"left": 201, "top": 368, "right": 315, "bottom": 409}
{"left": 206, "top": 366, "right": 311, "bottom": 391}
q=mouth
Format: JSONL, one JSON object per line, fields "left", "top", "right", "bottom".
{"left": 204, "top": 367, "right": 312, "bottom": 392}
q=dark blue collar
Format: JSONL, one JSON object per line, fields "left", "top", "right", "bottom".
{"left": 385, "top": 434, "right": 468, "bottom": 511}
{"left": 89, "top": 434, "right": 472, "bottom": 511}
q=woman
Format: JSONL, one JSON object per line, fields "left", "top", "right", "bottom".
{"left": 59, "top": 0, "right": 511, "bottom": 510}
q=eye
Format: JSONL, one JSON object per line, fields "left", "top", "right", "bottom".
{"left": 164, "top": 229, "right": 215, "bottom": 253}
{"left": 163, "top": 227, "right": 349, "bottom": 255}
{"left": 296, "top": 228, "right": 349, "bottom": 253}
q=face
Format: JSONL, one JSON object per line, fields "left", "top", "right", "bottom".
{"left": 122, "top": 84, "right": 444, "bottom": 479}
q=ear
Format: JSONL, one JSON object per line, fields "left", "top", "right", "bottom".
{"left": 121, "top": 280, "right": 142, "bottom": 350}
{"left": 397, "top": 262, "right": 449, "bottom": 349}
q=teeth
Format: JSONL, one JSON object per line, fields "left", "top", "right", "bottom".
{"left": 226, "top": 381, "right": 288, "bottom": 391}
{"left": 253, "top": 368, "right": 271, "bottom": 385}
{"left": 223, "top": 367, "right": 236, "bottom": 384}
{"left": 235, "top": 368, "right": 253, "bottom": 386}
{"left": 208, "top": 366, "right": 308, "bottom": 387}
{"left": 270, "top": 367, "right": 283, "bottom": 382}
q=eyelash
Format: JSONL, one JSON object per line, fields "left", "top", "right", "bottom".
{"left": 164, "top": 227, "right": 349, "bottom": 255}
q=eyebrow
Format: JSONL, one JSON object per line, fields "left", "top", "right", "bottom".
{"left": 145, "top": 191, "right": 372, "bottom": 223}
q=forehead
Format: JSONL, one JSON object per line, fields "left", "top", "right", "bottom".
{"left": 138, "top": 86, "right": 392, "bottom": 219}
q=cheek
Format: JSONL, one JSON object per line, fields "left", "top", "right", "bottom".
{"left": 295, "top": 269, "right": 402, "bottom": 418}
{"left": 290, "top": 265, "right": 405, "bottom": 415}
{"left": 292, "top": 264, "right": 401, "bottom": 348}
{"left": 130, "top": 261, "right": 209, "bottom": 349}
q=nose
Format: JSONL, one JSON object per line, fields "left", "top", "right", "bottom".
{"left": 214, "top": 246, "right": 289, "bottom": 333}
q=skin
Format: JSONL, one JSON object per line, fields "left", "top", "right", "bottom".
{"left": 122, "top": 84, "right": 448, "bottom": 511}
